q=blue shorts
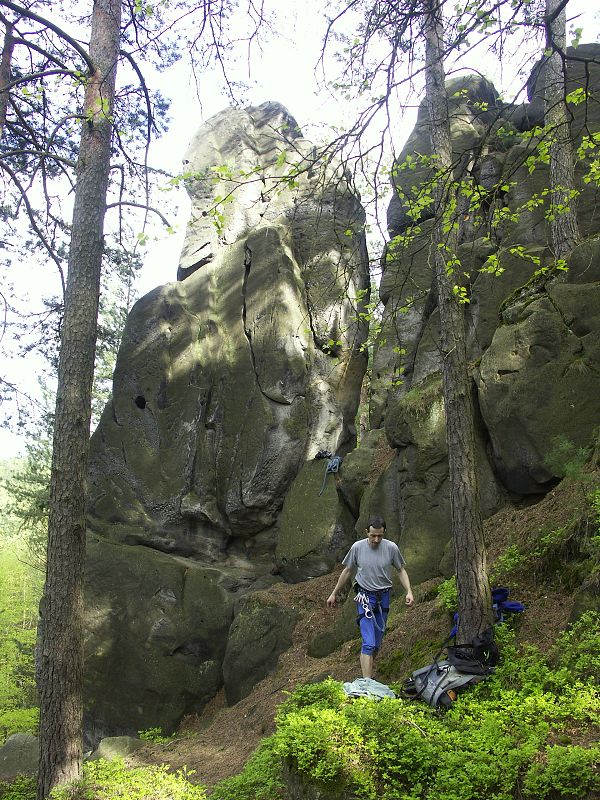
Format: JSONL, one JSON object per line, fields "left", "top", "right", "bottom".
{"left": 355, "top": 588, "right": 391, "bottom": 655}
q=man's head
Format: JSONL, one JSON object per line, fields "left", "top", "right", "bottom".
{"left": 366, "top": 515, "right": 386, "bottom": 548}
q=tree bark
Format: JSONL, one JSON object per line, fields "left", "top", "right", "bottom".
{"left": 37, "top": 1, "right": 122, "bottom": 797}
{"left": 544, "top": 0, "right": 580, "bottom": 258}
{"left": 422, "top": 0, "right": 492, "bottom": 644}
{"left": 0, "top": 18, "right": 15, "bottom": 138}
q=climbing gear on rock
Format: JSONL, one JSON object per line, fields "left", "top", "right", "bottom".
{"left": 319, "top": 455, "right": 342, "bottom": 496}
{"left": 314, "top": 449, "right": 333, "bottom": 459}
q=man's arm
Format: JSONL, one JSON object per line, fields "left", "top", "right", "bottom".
{"left": 327, "top": 566, "right": 353, "bottom": 607}
{"left": 398, "top": 566, "right": 414, "bottom": 606}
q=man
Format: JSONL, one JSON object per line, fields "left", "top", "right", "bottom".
{"left": 326, "top": 515, "right": 414, "bottom": 678}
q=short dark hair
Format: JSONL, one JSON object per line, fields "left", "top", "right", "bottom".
{"left": 367, "top": 515, "right": 386, "bottom": 531}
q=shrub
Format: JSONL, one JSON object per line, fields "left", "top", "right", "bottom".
{"left": 0, "top": 775, "right": 36, "bottom": 800}
{"left": 437, "top": 576, "right": 458, "bottom": 611}
{"left": 245, "top": 623, "right": 600, "bottom": 800}
{"left": 211, "top": 738, "right": 284, "bottom": 800}
{"left": 50, "top": 760, "right": 206, "bottom": 800}
{"left": 551, "top": 611, "right": 600, "bottom": 681}
{"left": 522, "top": 745, "right": 600, "bottom": 799}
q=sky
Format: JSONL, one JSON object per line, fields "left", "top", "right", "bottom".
{"left": 1, "top": 0, "right": 599, "bottom": 458}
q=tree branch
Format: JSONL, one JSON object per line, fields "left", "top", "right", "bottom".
{"left": 0, "top": 160, "right": 66, "bottom": 295}
{"left": 105, "top": 200, "right": 171, "bottom": 227}
{"left": 1, "top": 67, "right": 79, "bottom": 92}
{"left": 0, "top": 0, "right": 94, "bottom": 72}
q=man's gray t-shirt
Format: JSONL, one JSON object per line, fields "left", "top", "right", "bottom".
{"left": 342, "top": 539, "right": 406, "bottom": 591}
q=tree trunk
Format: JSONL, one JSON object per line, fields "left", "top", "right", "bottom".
{"left": 544, "top": 0, "right": 579, "bottom": 258}
{"left": 37, "top": 1, "right": 122, "bottom": 797}
{"left": 0, "top": 18, "right": 15, "bottom": 138}
{"left": 422, "top": 0, "right": 492, "bottom": 644}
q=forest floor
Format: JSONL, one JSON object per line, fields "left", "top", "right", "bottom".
{"left": 127, "top": 475, "right": 591, "bottom": 790}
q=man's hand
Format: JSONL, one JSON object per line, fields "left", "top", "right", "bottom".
{"left": 326, "top": 592, "right": 337, "bottom": 607}
{"left": 405, "top": 590, "right": 414, "bottom": 607}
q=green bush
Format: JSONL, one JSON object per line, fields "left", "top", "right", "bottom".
{"left": 223, "top": 617, "right": 600, "bottom": 800}
{"left": 211, "top": 738, "right": 284, "bottom": 800}
{"left": 0, "top": 544, "right": 42, "bottom": 746}
{"left": 0, "top": 760, "right": 207, "bottom": 800}
{"left": 551, "top": 611, "right": 600, "bottom": 681}
{"left": 0, "top": 774, "right": 36, "bottom": 800}
{"left": 137, "top": 727, "right": 174, "bottom": 744}
{"left": 52, "top": 759, "right": 205, "bottom": 800}
{"left": 523, "top": 745, "right": 600, "bottom": 799}
{"left": 437, "top": 576, "right": 458, "bottom": 611}
{"left": 0, "top": 707, "right": 39, "bottom": 743}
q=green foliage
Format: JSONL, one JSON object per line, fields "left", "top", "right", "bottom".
{"left": 277, "top": 677, "right": 346, "bottom": 717}
{"left": 0, "top": 774, "right": 36, "bottom": 800}
{"left": 399, "top": 375, "right": 443, "bottom": 422}
{"left": 210, "top": 738, "right": 284, "bottom": 800}
{"left": 544, "top": 435, "right": 591, "bottom": 481}
{"left": 0, "top": 540, "right": 42, "bottom": 745}
{"left": 0, "top": 707, "right": 38, "bottom": 743}
{"left": 437, "top": 576, "right": 458, "bottom": 612}
{"left": 551, "top": 612, "right": 600, "bottom": 682}
{"left": 522, "top": 745, "right": 599, "bottom": 799}
{"left": 51, "top": 759, "right": 206, "bottom": 800}
{"left": 222, "top": 619, "right": 599, "bottom": 800}
{"left": 138, "top": 727, "right": 174, "bottom": 744}
{"left": 491, "top": 544, "right": 527, "bottom": 583}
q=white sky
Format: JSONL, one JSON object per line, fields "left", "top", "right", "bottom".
{"left": 1, "top": 0, "right": 599, "bottom": 458}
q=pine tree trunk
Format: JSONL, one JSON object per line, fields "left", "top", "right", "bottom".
{"left": 0, "top": 19, "right": 15, "bottom": 138}
{"left": 37, "top": 1, "right": 122, "bottom": 797}
{"left": 545, "top": 0, "right": 579, "bottom": 258}
{"left": 423, "top": 0, "right": 492, "bottom": 644}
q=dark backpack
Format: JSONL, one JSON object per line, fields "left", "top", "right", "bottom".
{"left": 403, "top": 660, "right": 487, "bottom": 709}
{"left": 446, "top": 627, "right": 499, "bottom": 674}
{"left": 404, "top": 627, "right": 497, "bottom": 709}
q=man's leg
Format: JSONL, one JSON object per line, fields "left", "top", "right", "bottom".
{"left": 360, "top": 652, "right": 374, "bottom": 678}
{"left": 358, "top": 603, "right": 377, "bottom": 677}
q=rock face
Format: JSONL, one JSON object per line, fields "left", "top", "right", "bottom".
{"left": 83, "top": 47, "right": 600, "bottom": 739}
{"left": 362, "top": 45, "right": 600, "bottom": 581}
{"left": 0, "top": 734, "right": 38, "bottom": 781}
{"left": 85, "top": 102, "right": 369, "bottom": 737}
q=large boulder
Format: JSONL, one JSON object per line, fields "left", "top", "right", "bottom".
{"left": 373, "top": 51, "right": 600, "bottom": 503}
{"left": 85, "top": 102, "right": 370, "bottom": 736}
{"left": 222, "top": 592, "right": 298, "bottom": 704}
{"left": 84, "top": 537, "right": 235, "bottom": 739}
{"left": 477, "top": 276, "right": 600, "bottom": 494}
{"left": 0, "top": 734, "right": 38, "bottom": 781}
{"left": 381, "top": 373, "right": 504, "bottom": 583}
{"left": 275, "top": 460, "right": 355, "bottom": 582}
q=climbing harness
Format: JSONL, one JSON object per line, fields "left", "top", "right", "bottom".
{"left": 355, "top": 589, "right": 387, "bottom": 633}
{"left": 319, "top": 455, "right": 342, "bottom": 496}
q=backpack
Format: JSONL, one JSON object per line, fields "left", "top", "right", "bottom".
{"left": 403, "top": 627, "right": 497, "bottom": 709}
{"left": 447, "top": 626, "right": 499, "bottom": 674}
{"left": 402, "top": 660, "right": 487, "bottom": 709}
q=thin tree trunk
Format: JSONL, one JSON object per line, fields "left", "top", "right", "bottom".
{"left": 37, "top": 1, "right": 122, "bottom": 797}
{"left": 0, "top": 18, "right": 15, "bottom": 138}
{"left": 545, "top": 0, "right": 579, "bottom": 258}
{"left": 422, "top": 0, "right": 492, "bottom": 644}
